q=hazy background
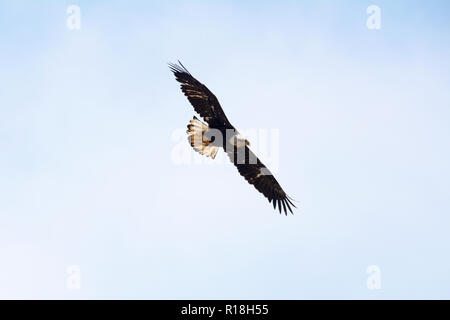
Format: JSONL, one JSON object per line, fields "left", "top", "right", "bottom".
{"left": 1, "top": 0, "right": 449, "bottom": 299}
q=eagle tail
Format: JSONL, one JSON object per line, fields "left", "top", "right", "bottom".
{"left": 186, "top": 116, "right": 219, "bottom": 159}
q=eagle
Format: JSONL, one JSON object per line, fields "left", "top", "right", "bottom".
{"left": 169, "top": 61, "right": 296, "bottom": 215}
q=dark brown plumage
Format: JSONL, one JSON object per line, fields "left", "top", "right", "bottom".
{"left": 169, "top": 61, "right": 296, "bottom": 215}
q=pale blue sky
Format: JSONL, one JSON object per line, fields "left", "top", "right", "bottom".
{"left": 1, "top": 0, "right": 450, "bottom": 299}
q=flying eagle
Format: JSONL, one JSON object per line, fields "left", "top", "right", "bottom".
{"left": 169, "top": 61, "right": 296, "bottom": 215}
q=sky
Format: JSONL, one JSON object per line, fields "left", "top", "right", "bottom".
{"left": 0, "top": 0, "right": 450, "bottom": 299}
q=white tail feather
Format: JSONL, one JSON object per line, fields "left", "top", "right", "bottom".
{"left": 186, "top": 117, "right": 219, "bottom": 159}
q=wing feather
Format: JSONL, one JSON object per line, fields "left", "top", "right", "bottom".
{"left": 169, "top": 61, "right": 231, "bottom": 126}
{"left": 227, "top": 145, "right": 295, "bottom": 215}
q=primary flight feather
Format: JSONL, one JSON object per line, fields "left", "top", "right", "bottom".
{"left": 169, "top": 61, "right": 296, "bottom": 215}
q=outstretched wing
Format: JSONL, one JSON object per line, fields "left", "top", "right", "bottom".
{"left": 226, "top": 146, "right": 296, "bottom": 215}
{"left": 169, "top": 61, "right": 231, "bottom": 127}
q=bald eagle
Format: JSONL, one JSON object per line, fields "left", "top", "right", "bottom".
{"left": 169, "top": 61, "right": 296, "bottom": 215}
